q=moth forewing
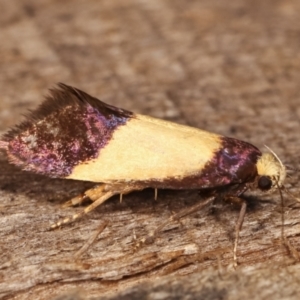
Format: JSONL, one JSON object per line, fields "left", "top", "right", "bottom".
{"left": 0, "top": 83, "right": 291, "bottom": 265}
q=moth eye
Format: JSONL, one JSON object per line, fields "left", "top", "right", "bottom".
{"left": 258, "top": 176, "right": 272, "bottom": 190}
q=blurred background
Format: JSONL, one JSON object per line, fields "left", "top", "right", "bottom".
{"left": 1, "top": 0, "right": 300, "bottom": 299}
{"left": 1, "top": 0, "right": 300, "bottom": 152}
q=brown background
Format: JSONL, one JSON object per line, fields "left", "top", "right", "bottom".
{"left": 1, "top": 0, "right": 300, "bottom": 299}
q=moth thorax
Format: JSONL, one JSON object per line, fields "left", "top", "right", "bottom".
{"left": 256, "top": 152, "right": 286, "bottom": 192}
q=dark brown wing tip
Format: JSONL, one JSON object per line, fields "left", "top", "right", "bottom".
{"left": 56, "top": 83, "right": 133, "bottom": 118}
{"left": 1, "top": 83, "right": 133, "bottom": 142}
{"left": 0, "top": 84, "right": 133, "bottom": 177}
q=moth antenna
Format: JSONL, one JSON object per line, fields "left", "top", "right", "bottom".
{"left": 285, "top": 165, "right": 300, "bottom": 172}
{"left": 281, "top": 185, "right": 300, "bottom": 203}
{"left": 276, "top": 183, "right": 285, "bottom": 245}
{"left": 264, "top": 145, "right": 284, "bottom": 168}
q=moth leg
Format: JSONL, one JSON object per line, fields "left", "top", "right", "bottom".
{"left": 135, "top": 195, "right": 215, "bottom": 248}
{"left": 234, "top": 199, "right": 247, "bottom": 267}
{"left": 51, "top": 183, "right": 143, "bottom": 229}
{"left": 224, "top": 196, "right": 247, "bottom": 267}
{"left": 62, "top": 184, "right": 106, "bottom": 208}
{"left": 62, "top": 193, "right": 87, "bottom": 208}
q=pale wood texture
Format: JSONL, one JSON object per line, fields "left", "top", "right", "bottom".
{"left": 1, "top": 0, "right": 300, "bottom": 299}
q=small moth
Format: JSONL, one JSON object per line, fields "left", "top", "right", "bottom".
{"left": 0, "top": 83, "right": 290, "bottom": 263}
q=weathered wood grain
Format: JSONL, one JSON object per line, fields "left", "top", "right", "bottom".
{"left": 1, "top": 0, "right": 300, "bottom": 299}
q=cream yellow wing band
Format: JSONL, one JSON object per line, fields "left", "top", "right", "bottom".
{"left": 67, "top": 114, "right": 222, "bottom": 183}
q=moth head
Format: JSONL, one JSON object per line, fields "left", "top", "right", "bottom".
{"left": 255, "top": 147, "right": 286, "bottom": 193}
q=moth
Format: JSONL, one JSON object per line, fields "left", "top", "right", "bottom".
{"left": 0, "top": 83, "right": 291, "bottom": 263}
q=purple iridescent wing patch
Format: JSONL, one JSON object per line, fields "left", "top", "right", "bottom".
{"left": 1, "top": 84, "right": 132, "bottom": 177}
{"left": 198, "top": 137, "right": 262, "bottom": 187}
{"left": 138, "top": 137, "right": 262, "bottom": 190}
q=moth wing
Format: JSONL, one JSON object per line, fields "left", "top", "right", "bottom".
{"left": 1, "top": 84, "right": 260, "bottom": 190}
{"left": 68, "top": 114, "right": 222, "bottom": 183}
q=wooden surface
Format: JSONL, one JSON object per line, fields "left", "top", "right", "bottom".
{"left": 1, "top": 0, "right": 300, "bottom": 299}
